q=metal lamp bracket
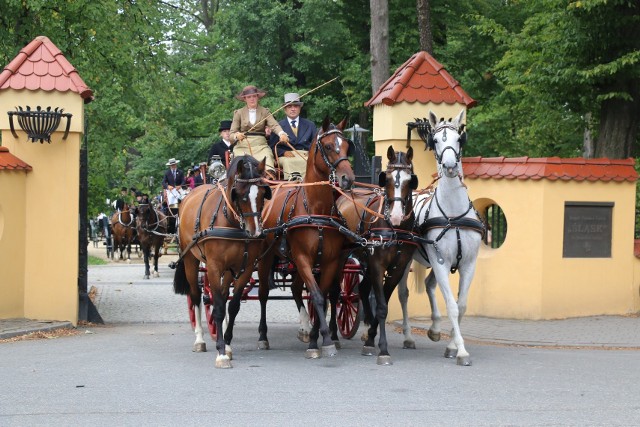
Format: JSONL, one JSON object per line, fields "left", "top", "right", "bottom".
{"left": 8, "top": 106, "right": 72, "bottom": 144}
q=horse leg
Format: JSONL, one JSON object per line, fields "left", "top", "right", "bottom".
{"left": 208, "top": 266, "right": 232, "bottom": 368}
{"left": 425, "top": 270, "right": 442, "bottom": 342}
{"left": 397, "top": 262, "right": 416, "bottom": 349}
{"left": 361, "top": 262, "right": 383, "bottom": 359}
{"left": 291, "top": 274, "right": 311, "bottom": 343}
{"left": 183, "top": 254, "right": 206, "bottom": 353}
{"left": 256, "top": 250, "right": 274, "bottom": 350}
{"left": 434, "top": 266, "right": 471, "bottom": 366}
{"left": 152, "top": 239, "right": 161, "bottom": 277}
{"left": 328, "top": 278, "right": 340, "bottom": 348}
{"left": 358, "top": 269, "right": 372, "bottom": 343}
{"left": 311, "top": 258, "right": 340, "bottom": 358}
{"left": 142, "top": 245, "right": 151, "bottom": 279}
{"left": 126, "top": 240, "right": 132, "bottom": 263}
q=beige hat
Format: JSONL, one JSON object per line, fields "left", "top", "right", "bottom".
{"left": 283, "top": 92, "right": 303, "bottom": 107}
{"left": 235, "top": 85, "right": 267, "bottom": 101}
{"left": 166, "top": 158, "right": 180, "bottom": 166}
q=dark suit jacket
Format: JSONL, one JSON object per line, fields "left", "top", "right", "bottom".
{"left": 208, "top": 140, "right": 232, "bottom": 166}
{"left": 162, "top": 168, "right": 185, "bottom": 189}
{"left": 269, "top": 116, "right": 316, "bottom": 157}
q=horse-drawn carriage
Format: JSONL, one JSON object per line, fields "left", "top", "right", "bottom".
{"left": 169, "top": 111, "right": 484, "bottom": 369}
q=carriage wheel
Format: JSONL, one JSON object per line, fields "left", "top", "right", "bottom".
{"left": 336, "top": 258, "right": 361, "bottom": 339}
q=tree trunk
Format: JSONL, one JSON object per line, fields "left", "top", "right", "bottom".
{"left": 582, "top": 112, "right": 593, "bottom": 158}
{"left": 370, "top": 0, "right": 389, "bottom": 94}
{"left": 416, "top": 0, "right": 433, "bottom": 54}
{"left": 594, "top": 96, "right": 640, "bottom": 159}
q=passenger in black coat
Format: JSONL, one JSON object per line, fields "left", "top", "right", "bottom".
{"left": 208, "top": 120, "right": 233, "bottom": 166}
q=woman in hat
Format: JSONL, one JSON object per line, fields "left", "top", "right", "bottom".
{"left": 229, "top": 85, "right": 289, "bottom": 172}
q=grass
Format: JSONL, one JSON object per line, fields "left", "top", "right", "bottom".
{"left": 88, "top": 255, "right": 108, "bottom": 265}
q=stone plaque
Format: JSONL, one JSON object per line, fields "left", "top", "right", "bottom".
{"left": 563, "top": 202, "right": 613, "bottom": 258}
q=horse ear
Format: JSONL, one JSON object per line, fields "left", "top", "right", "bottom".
{"left": 337, "top": 117, "right": 348, "bottom": 131}
{"left": 410, "top": 174, "right": 419, "bottom": 190}
{"left": 321, "top": 116, "right": 331, "bottom": 132}
{"left": 453, "top": 109, "right": 465, "bottom": 128}
{"left": 406, "top": 146, "right": 414, "bottom": 162}
{"left": 428, "top": 111, "right": 438, "bottom": 128}
{"left": 258, "top": 157, "right": 267, "bottom": 174}
{"left": 386, "top": 146, "right": 396, "bottom": 162}
{"left": 378, "top": 171, "right": 387, "bottom": 187}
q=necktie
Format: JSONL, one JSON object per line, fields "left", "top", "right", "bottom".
{"left": 173, "top": 170, "right": 176, "bottom": 182}
{"left": 291, "top": 119, "right": 297, "bottom": 136}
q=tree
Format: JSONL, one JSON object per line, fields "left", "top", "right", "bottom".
{"left": 370, "top": 0, "right": 389, "bottom": 94}
{"left": 416, "top": 0, "right": 433, "bottom": 54}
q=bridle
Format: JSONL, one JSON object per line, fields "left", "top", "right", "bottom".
{"left": 314, "top": 127, "right": 350, "bottom": 183}
{"left": 230, "top": 174, "right": 267, "bottom": 232}
{"left": 431, "top": 123, "right": 462, "bottom": 165}
{"left": 383, "top": 161, "right": 414, "bottom": 222}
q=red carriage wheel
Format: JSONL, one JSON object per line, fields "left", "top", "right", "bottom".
{"left": 336, "top": 258, "right": 361, "bottom": 339}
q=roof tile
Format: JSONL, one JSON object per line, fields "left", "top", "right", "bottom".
{"left": 0, "top": 36, "right": 93, "bottom": 103}
{"left": 0, "top": 146, "right": 32, "bottom": 171}
{"left": 366, "top": 51, "right": 476, "bottom": 108}
{"left": 462, "top": 157, "right": 637, "bottom": 182}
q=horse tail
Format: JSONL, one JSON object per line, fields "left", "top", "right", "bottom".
{"left": 172, "top": 259, "right": 190, "bottom": 295}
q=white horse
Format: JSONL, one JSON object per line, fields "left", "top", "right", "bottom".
{"left": 397, "top": 109, "right": 485, "bottom": 366}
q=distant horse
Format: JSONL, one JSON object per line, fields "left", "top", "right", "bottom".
{"left": 257, "top": 117, "right": 355, "bottom": 359}
{"left": 397, "top": 109, "right": 485, "bottom": 366}
{"left": 110, "top": 203, "right": 135, "bottom": 262}
{"left": 335, "top": 145, "right": 418, "bottom": 365}
{"left": 173, "top": 156, "right": 271, "bottom": 368}
{"left": 135, "top": 201, "right": 168, "bottom": 279}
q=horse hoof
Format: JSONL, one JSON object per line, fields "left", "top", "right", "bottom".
{"left": 305, "top": 349, "right": 321, "bottom": 359}
{"left": 126, "top": 259, "right": 131, "bottom": 264}
{"left": 297, "top": 330, "right": 310, "bottom": 343}
{"left": 333, "top": 340, "right": 341, "bottom": 350}
{"left": 215, "top": 355, "right": 232, "bottom": 369}
{"left": 403, "top": 339, "right": 416, "bottom": 349}
{"left": 322, "top": 344, "right": 337, "bottom": 357}
{"left": 193, "top": 342, "right": 207, "bottom": 352}
{"left": 360, "top": 332, "right": 368, "bottom": 342}
{"left": 457, "top": 356, "right": 472, "bottom": 366}
{"left": 427, "top": 329, "right": 441, "bottom": 342}
{"left": 257, "top": 340, "right": 270, "bottom": 350}
{"left": 153, "top": 271, "right": 160, "bottom": 278}
{"left": 444, "top": 347, "right": 457, "bottom": 359}
{"left": 143, "top": 275, "right": 150, "bottom": 280}
{"left": 377, "top": 355, "right": 393, "bottom": 366}
{"left": 361, "top": 345, "right": 376, "bottom": 356}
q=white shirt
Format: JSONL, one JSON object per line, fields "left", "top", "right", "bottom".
{"left": 248, "top": 109, "right": 257, "bottom": 125}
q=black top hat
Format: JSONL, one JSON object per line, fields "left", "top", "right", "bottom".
{"left": 218, "top": 120, "right": 232, "bottom": 132}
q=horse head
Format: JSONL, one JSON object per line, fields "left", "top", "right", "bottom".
{"left": 228, "top": 155, "right": 271, "bottom": 238}
{"left": 310, "top": 117, "right": 355, "bottom": 190}
{"left": 428, "top": 109, "right": 466, "bottom": 179}
{"left": 378, "top": 146, "right": 417, "bottom": 226}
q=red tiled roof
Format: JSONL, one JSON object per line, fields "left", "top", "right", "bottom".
{"left": 365, "top": 51, "right": 476, "bottom": 108}
{"left": 0, "top": 36, "right": 93, "bottom": 103}
{"left": 462, "top": 157, "right": 638, "bottom": 182}
{"left": 0, "top": 146, "right": 32, "bottom": 171}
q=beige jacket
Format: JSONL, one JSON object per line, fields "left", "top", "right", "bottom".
{"left": 229, "top": 105, "right": 285, "bottom": 143}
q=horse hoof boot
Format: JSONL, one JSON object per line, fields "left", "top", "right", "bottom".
{"left": 305, "top": 349, "right": 321, "bottom": 359}
{"left": 333, "top": 340, "right": 341, "bottom": 350}
{"left": 257, "top": 340, "right": 270, "bottom": 350}
{"left": 427, "top": 329, "right": 441, "bottom": 342}
{"left": 153, "top": 271, "right": 160, "bottom": 278}
{"left": 403, "top": 339, "right": 416, "bottom": 349}
{"left": 361, "top": 345, "right": 376, "bottom": 356}
{"left": 444, "top": 347, "right": 457, "bottom": 359}
{"left": 297, "top": 330, "right": 310, "bottom": 343}
{"left": 457, "top": 356, "right": 472, "bottom": 366}
{"left": 215, "top": 354, "right": 232, "bottom": 369}
{"left": 225, "top": 344, "right": 233, "bottom": 360}
{"left": 322, "top": 344, "right": 337, "bottom": 357}
{"left": 193, "top": 342, "right": 207, "bottom": 353}
{"left": 377, "top": 355, "right": 393, "bottom": 366}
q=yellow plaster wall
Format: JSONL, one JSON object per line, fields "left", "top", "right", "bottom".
{"left": 0, "top": 168, "right": 27, "bottom": 318}
{"left": 0, "top": 90, "right": 83, "bottom": 324}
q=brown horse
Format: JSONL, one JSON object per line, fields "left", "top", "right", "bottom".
{"left": 110, "top": 203, "right": 135, "bottom": 261}
{"left": 135, "top": 201, "right": 168, "bottom": 279}
{"left": 257, "top": 117, "right": 355, "bottom": 359}
{"left": 335, "top": 146, "right": 418, "bottom": 365}
{"left": 173, "top": 155, "right": 271, "bottom": 368}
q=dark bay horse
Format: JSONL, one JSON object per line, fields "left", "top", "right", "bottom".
{"left": 335, "top": 146, "right": 418, "bottom": 365}
{"left": 173, "top": 156, "right": 271, "bottom": 369}
{"left": 257, "top": 117, "right": 355, "bottom": 359}
{"left": 135, "top": 200, "right": 168, "bottom": 279}
{"left": 110, "top": 203, "right": 135, "bottom": 262}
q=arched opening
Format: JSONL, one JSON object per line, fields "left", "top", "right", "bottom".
{"left": 473, "top": 198, "right": 507, "bottom": 249}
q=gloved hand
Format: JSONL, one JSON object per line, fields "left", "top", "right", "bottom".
{"left": 279, "top": 133, "right": 289, "bottom": 144}
{"left": 236, "top": 132, "right": 245, "bottom": 141}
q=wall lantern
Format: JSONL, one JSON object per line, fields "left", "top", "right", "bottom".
{"left": 405, "top": 118, "right": 432, "bottom": 149}
{"left": 7, "top": 106, "right": 72, "bottom": 144}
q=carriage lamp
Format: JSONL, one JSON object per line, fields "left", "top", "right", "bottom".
{"left": 7, "top": 106, "right": 72, "bottom": 144}
{"left": 345, "top": 124, "right": 371, "bottom": 179}
{"left": 209, "top": 155, "right": 226, "bottom": 181}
